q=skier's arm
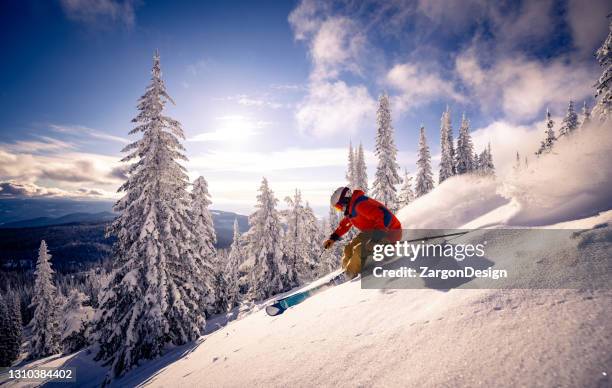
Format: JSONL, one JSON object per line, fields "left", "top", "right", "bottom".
{"left": 329, "top": 217, "right": 352, "bottom": 241}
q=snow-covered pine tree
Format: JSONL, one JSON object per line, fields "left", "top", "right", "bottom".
{"left": 415, "top": 126, "right": 434, "bottom": 197}
{"left": 225, "top": 219, "right": 243, "bottom": 310}
{"left": 282, "top": 190, "right": 314, "bottom": 286}
{"left": 0, "top": 293, "right": 12, "bottom": 366}
{"left": 397, "top": 169, "right": 415, "bottom": 208}
{"left": 455, "top": 113, "right": 474, "bottom": 174}
{"left": 346, "top": 141, "right": 356, "bottom": 188}
{"left": 190, "top": 176, "right": 218, "bottom": 313}
{"left": 536, "top": 108, "right": 556, "bottom": 155}
{"left": 480, "top": 143, "right": 495, "bottom": 176}
{"left": 594, "top": 17, "right": 612, "bottom": 122}
{"left": 303, "top": 202, "right": 323, "bottom": 280}
{"left": 94, "top": 51, "right": 207, "bottom": 378}
{"left": 319, "top": 206, "right": 341, "bottom": 276}
{"left": 30, "top": 240, "right": 60, "bottom": 359}
{"left": 7, "top": 290, "right": 22, "bottom": 362}
{"left": 559, "top": 100, "right": 578, "bottom": 137}
{"left": 439, "top": 105, "right": 455, "bottom": 183}
{"left": 60, "top": 289, "right": 94, "bottom": 354}
{"left": 354, "top": 142, "right": 368, "bottom": 193}
{"left": 0, "top": 291, "right": 22, "bottom": 367}
{"left": 372, "top": 92, "right": 401, "bottom": 211}
{"left": 580, "top": 101, "right": 591, "bottom": 129}
{"left": 473, "top": 152, "right": 480, "bottom": 171}
{"left": 245, "top": 178, "right": 288, "bottom": 301}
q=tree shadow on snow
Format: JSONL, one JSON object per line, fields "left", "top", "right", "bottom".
{"left": 41, "top": 307, "right": 247, "bottom": 388}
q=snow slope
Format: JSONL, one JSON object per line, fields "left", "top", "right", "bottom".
{"left": 133, "top": 212, "right": 611, "bottom": 388}
{"left": 5, "top": 212, "right": 608, "bottom": 388}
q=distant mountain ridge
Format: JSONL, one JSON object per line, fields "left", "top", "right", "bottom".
{"left": 0, "top": 205, "right": 249, "bottom": 271}
{"left": 0, "top": 211, "right": 116, "bottom": 228}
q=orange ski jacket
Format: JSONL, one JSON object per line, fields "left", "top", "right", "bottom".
{"left": 329, "top": 190, "right": 402, "bottom": 242}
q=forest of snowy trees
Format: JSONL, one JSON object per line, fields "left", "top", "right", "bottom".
{"left": 0, "top": 17, "right": 610, "bottom": 382}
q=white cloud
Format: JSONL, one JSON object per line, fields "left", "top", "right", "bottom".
{"left": 60, "top": 0, "right": 138, "bottom": 27}
{"left": 0, "top": 181, "right": 71, "bottom": 198}
{"left": 487, "top": 0, "right": 555, "bottom": 50}
{"left": 188, "top": 115, "right": 270, "bottom": 143}
{"left": 186, "top": 58, "right": 210, "bottom": 76}
{"left": 386, "top": 63, "right": 465, "bottom": 113}
{"left": 189, "top": 146, "right": 352, "bottom": 173}
{"left": 0, "top": 138, "right": 125, "bottom": 198}
{"left": 50, "top": 124, "right": 129, "bottom": 144}
{"left": 417, "top": 0, "right": 486, "bottom": 31}
{"left": 288, "top": 0, "right": 330, "bottom": 41}
{"left": 309, "top": 17, "right": 366, "bottom": 81}
{"left": 470, "top": 120, "right": 543, "bottom": 177}
{"left": 0, "top": 180, "right": 113, "bottom": 199}
{"left": 456, "top": 49, "right": 594, "bottom": 121}
{"left": 566, "top": 0, "right": 612, "bottom": 57}
{"left": 270, "top": 83, "right": 307, "bottom": 91}
{"left": 219, "top": 94, "right": 286, "bottom": 109}
{"left": 296, "top": 80, "right": 376, "bottom": 138}
{"left": 3, "top": 137, "right": 76, "bottom": 153}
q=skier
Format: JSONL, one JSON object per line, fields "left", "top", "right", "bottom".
{"left": 324, "top": 187, "right": 402, "bottom": 279}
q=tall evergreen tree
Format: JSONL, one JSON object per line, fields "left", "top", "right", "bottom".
{"left": 245, "top": 178, "right": 288, "bottom": 301}
{"left": 473, "top": 152, "right": 480, "bottom": 171}
{"left": 439, "top": 105, "right": 455, "bottom": 183}
{"left": 372, "top": 92, "right": 401, "bottom": 211}
{"left": 225, "top": 219, "right": 244, "bottom": 310}
{"left": 354, "top": 142, "right": 368, "bottom": 193}
{"left": 536, "top": 108, "right": 556, "bottom": 155}
{"left": 580, "top": 100, "right": 591, "bottom": 129}
{"left": 415, "top": 126, "right": 434, "bottom": 197}
{"left": 190, "top": 176, "right": 217, "bottom": 311}
{"left": 319, "top": 207, "right": 341, "bottom": 276}
{"left": 30, "top": 240, "right": 60, "bottom": 359}
{"left": 302, "top": 202, "right": 323, "bottom": 280}
{"left": 559, "top": 100, "right": 578, "bottom": 136}
{"left": 0, "top": 291, "right": 22, "bottom": 366}
{"left": 455, "top": 113, "right": 474, "bottom": 174}
{"left": 397, "top": 169, "right": 415, "bottom": 208}
{"left": 477, "top": 143, "right": 495, "bottom": 176}
{"left": 94, "top": 51, "right": 207, "bottom": 378}
{"left": 594, "top": 18, "right": 612, "bottom": 122}
{"left": 282, "top": 190, "right": 317, "bottom": 286}
{"left": 346, "top": 141, "right": 355, "bottom": 188}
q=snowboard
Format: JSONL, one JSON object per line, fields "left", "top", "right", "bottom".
{"left": 265, "top": 272, "right": 347, "bottom": 316}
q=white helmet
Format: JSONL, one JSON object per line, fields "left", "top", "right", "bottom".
{"left": 330, "top": 186, "right": 351, "bottom": 209}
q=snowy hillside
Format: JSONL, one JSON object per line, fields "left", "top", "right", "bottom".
{"left": 13, "top": 211, "right": 608, "bottom": 387}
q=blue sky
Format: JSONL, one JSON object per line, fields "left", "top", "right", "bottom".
{"left": 0, "top": 0, "right": 610, "bottom": 215}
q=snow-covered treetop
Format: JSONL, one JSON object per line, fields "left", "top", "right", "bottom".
{"left": 415, "top": 125, "right": 434, "bottom": 197}
{"left": 346, "top": 141, "right": 355, "bottom": 188}
{"left": 594, "top": 18, "right": 612, "bottom": 122}
{"left": 34, "top": 240, "right": 55, "bottom": 287}
{"left": 354, "top": 142, "right": 368, "bottom": 193}
{"left": 372, "top": 92, "right": 401, "bottom": 210}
